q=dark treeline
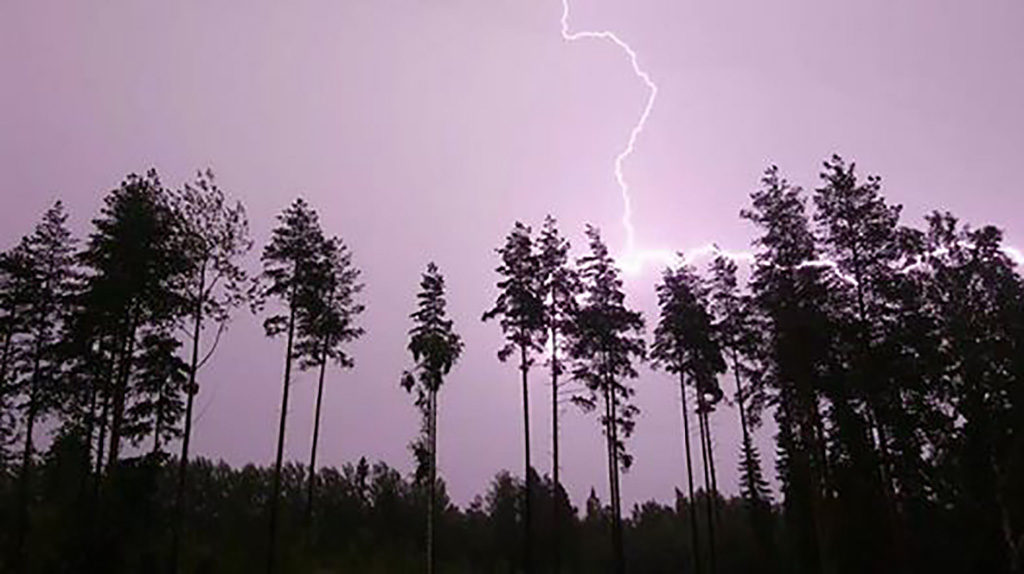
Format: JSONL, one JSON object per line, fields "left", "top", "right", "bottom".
{"left": 0, "top": 155, "right": 1023, "bottom": 573}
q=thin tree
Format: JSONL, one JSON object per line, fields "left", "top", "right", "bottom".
{"left": 11, "top": 202, "right": 77, "bottom": 566}
{"left": 295, "top": 236, "right": 365, "bottom": 527}
{"left": 708, "top": 255, "right": 774, "bottom": 563}
{"left": 536, "top": 215, "right": 578, "bottom": 573}
{"left": 568, "top": 226, "right": 645, "bottom": 574}
{"left": 169, "top": 169, "right": 252, "bottom": 573}
{"left": 651, "top": 263, "right": 725, "bottom": 573}
{"left": 482, "top": 221, "right": 546, "bottom": 571}
{"left": 258, "top": 198, "right": 329, "bottom": 574}
{"left": 401, "top": 262, "right": 463, "bottom": 574}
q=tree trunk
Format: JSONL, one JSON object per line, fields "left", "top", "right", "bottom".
{"left": 427, "top": 388, "right": 438, "bottom": 574}
{"left": 607, "top": 373, "right": 624, "bottom": 574}
{"left": 0, "top": 323, "right": 13, "bottom": 397}
{"left": 171, "top": 263, "right": 205, "bottom": 574}
{"left": 704, "top": 409, "right": 721, "bottom": 521}
{"left": 266, "top": 296, "right": 298, "bottom": 574}
{"left": 550, "top": 326, "right": 561, "bottom": 574}
{"left": 732, "top": 351, "right": 755, "bottom": 499}
{"left": 602, "top": 378, "right": 618, "bottom": 571}
{"left": 305, "top": 337, "right": 330, "bottom": 528}
{"left": 698, "top": 393, "right": 717, "bottom": 574}
{"left": 678, "top": 373, "right": 703, "bottom": 574}
{"left": 15, "top": 336, "right": 44, "bottom": 568}
{"left": 108, "top": 311, "right": 138, "bottom": 473}
{"left": 520, "top": 342, "right": 533, "bottom": 573}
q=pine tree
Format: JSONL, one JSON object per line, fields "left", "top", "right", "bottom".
{"left": 295, "top": 235, "right": 364, "bottom": 526}
{"left": 10, "top": 202, "right": 78, "bottom": 566}
{"left": 401, "top": 262, "right": 463, "bottom": 574}
{"left": 482, "top": 221, "right": 546, "bottom": 571}
{"left": 0, "top": 247, "right": 33, "bottom": 470}
{"left": 923, "top": 213, "right": 1021, "bottom": 573}
{"left": 707, "top": 253, "right": 775, "bottom": 570}
{"left": 568, "top": 226, "right": 645, "bottom": 574}
{"left": 536, "top": 215, "right": 579, "bottom": 573}
{"left": 169, "top": 169, "right": 252, "bottom": 574}
{"left": 651, "top": 263, "right": 726, "bottom": 573}
{"left": 707, "top": 254, "right": 771, "bottom": 510}
{"left": 126, "top": 325, "right": 188, "bottom": 456}
{"left": 258, "top": 198, "right": 329, "bottom": 574}
{"left": 742, "top": 165, "right": 833, "bottom": 573}
{"left": 79, "top": 171, "right": 190, "bottom": 474}
{"left": 813, "top": 155, "right": 907, "bottom": 570}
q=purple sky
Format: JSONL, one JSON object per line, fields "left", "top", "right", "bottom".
{"left": 2, "top": 0, "right": 1022, "bottom": 510}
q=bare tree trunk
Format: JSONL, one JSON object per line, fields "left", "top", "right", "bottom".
{"left": 679, "top": 373, "right": 703, "bottom": 574}
{"left": 305, "top": 337, "right": 330, "bottom": 528}
{"left": 607, "top": 372, "right": 624, "bottom": 574}
{"left": 550, "top": 326, "right": 561, "bottom": 574}
{"left": 14, "top": 337, "right": 44, "bottom": 568}
{"left": 0, "top": 323, "right": 13, "bottom": 396}
{"left": 266, "top": 297, "right": 297, "bottom": 574}
{"left": 698, "top": 393, "right": 717, "bottom": 573}
{"left": 602, "top": 378, "right": 618, "bottom": 570}
{"left": 108, "top": 311, "right": 138, "bottom": 473}
{"left": 171, "top": 264, "right": 205, "bottom": 574}
{"left": 427, "top": 389, "right": 438, "bottom": 574}
{"left": 520, "top": 343, "right": 533, "bottom": 573}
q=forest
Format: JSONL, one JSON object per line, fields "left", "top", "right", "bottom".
{"left": 0, "top": 155, "right": 1022, "bottom": 573}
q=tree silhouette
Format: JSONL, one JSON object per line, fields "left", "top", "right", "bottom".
{"left": 742, "top": 165, "right": 834, "bottom": 573}
{"left": 0, "top": 247, "right": 33, "bottom": 470}
{"left": 257, "top": 198, "right": 329, "bottom": 574}
{"left": 79, "top": 171, "right": 190, "bottom": 475}
{"left": 9, "top": 202, "right": 77, "bottom": 566}
{"left": 168, "top": 169, "right": 252, "bottom": 574}
{"left": 126, "top": 325, "right": 188, "bottom": 456}
{"left": 708, "top": 255, "right": 774, "bottom": 566}
{"left": 568, "top": 226, "right": 645, "bottom": 574}
{"left": 294, "top": 235, "right": 365, "bottom": 527}
{"left": 401, "top": 262, "right": 463, "bottom": 574}
{"left": 536, "top": 214, "right": 579, "bottom": 573}
{"left": 651, "top": 263, "right": 726, "bottom": 573}
{"left": 482, "top": 221, "right": 546, "bottom": 571}
{"left": 923, "top": 213, "right": 1021, "bottom": 573}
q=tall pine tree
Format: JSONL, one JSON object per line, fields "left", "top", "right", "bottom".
{"left": 568, "top": 226, "right": 645, "bottom": 574}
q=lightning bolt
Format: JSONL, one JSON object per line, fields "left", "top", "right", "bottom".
{"left": 557, "top": 0, "right": 1024, "bottom": 282}
{"left": 559, "top": 0, "right": 662, "bottom": 272}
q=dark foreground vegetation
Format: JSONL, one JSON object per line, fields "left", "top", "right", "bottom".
{"left": 1, "top": 155, "right": 1023, "bottom": 573}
